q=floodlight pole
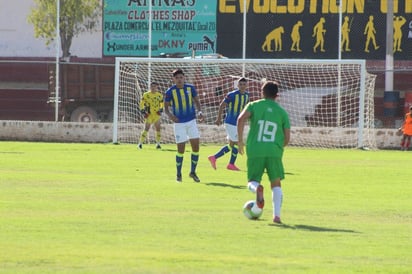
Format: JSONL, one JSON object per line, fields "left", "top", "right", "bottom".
{"left": 337, "top": 0, "right": 343, "bottom": 127}
{"left": 385, "top": 1, "right": 394, "bottom": 92}
{"left": 55, "top": 0, "right": 60, "bottom": 121}
{"left": 148, "top": 0, "right": 153, "bottom": 84}
{"left": 241, "top": 0, "right": 247, "bottom": 76}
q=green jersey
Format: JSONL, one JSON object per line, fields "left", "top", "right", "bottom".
{"left": 245, "top": 99, "right": 290, "bottom": 158}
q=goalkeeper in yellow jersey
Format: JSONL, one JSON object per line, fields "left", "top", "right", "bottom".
{"left": 138, "top": 82, "right": 163, "bottom": 149}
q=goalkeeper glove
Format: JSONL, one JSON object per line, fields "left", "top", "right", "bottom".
{"left": 140, "top": 109, "right": 149, "bottom": 118}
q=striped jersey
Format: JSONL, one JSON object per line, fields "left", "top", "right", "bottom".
{"left": 224, "top": 90, "right": 249, "bottom": 125}
{"left": 164, "top": 84, "right": 198, "bottom": 123}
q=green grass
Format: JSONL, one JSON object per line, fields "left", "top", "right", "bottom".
{"left": 1, "top": 142, "right": 411, "bottom": 273}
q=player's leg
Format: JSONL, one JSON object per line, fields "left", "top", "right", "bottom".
{"left": 227, "top": 141, "right": 240, "bottom": 171}
{"left": 154, "top": 119, "right": 161, "bottom": 149}
{"left": 267, "top": 157, "right": 285, "bottom": 224}
{"left": 187, "top": 120, "right": 201, "bottom": 182}
{"left": 138, "top": 122, "right": 151, "bottom": 149}
{"left": 271, "top": 178, "right": 282, "bottom": 224}
{"left": 405, "top": 135, "right": 411, "bottom": 151}
{"left": 188, "top": 138, "right": 200, "bottom": 182}
{"left": 401, "top": 134, "right": 407, "bottom": 150}
{"left": 226, "top": 124, "right": 240, "bottom": 171}
{"left": 208, "top": 144, "right": 229, "bottom": 167}
{"left": 247, "top": 157, "right": 264, "bottom": 209}
{"left": 208, "top": 124, "right": 231, "bottom": 170}
{"left": 174, "top": 123, "right": 188, "bottom": 182}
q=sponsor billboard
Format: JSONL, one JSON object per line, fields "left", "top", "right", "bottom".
{"left": 103, "top": 0, "right": 217, "bottom": 57}
{"left": 103, "top": 0, "right": 412, "bottom": 60}
{"left": 217, "top": 0, "right": 412, "bottom": 59}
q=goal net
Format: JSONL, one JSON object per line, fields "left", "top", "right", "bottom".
{"left": 113, "top": 58, "right": 377, "bottom": 149}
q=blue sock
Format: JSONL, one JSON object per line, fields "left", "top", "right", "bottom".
{"left": 191, "top": 152, "right": 199, "bottom": 173}
{"left": 215, "top": 145, "right": 230, "bottom": 158}
{"left": 176, "top": 153, "right": 183, "bottom": 176}
{"left": 229, "top": 145, "right": 238, "bottom": 165}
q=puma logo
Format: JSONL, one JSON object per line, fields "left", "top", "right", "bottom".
{"left": 203, "top": 35, "right": 215, "bottom": 53}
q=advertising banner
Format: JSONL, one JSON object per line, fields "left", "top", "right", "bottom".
{"left": 103, "top": 0, "right": 217, "bottom": 57}
{"left": 217, "top": 0, "right": 412, "bottom": 59}
{"left": 103, "top": 0, "right": 412, "bottom": 60}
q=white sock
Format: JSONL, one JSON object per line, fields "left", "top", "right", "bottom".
{"left": 272, "top": 186, "right": 283, "bottom": 217}
{"left": 247, "top": 181, "right": 260, "bottom": 193}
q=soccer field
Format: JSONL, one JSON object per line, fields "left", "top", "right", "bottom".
{"left": 1, "top": 142, "right": 411, "bottom": 273}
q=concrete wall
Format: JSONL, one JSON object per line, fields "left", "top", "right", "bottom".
{"left": 0, "top": 121, "right": 403, "bottom": 149}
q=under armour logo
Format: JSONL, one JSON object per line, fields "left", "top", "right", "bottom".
{"left": 107, "top": 43, "right": 116, "bottom": 52}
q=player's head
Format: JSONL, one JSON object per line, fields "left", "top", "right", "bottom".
{"left": 261, "top": 81, "right": 279, "bottom": 99}
{"left": 150, "top": 82, "right": 159, "bottom": 91}
{"left": 172, "top": 68, "right": 185, "bottom": 87}
{"left": 409, "top": 106, "right": 412, "bottom": 112}
{"left": 172, "top": 68, "right": 184, "bottom": 77}
{"left": 237, "top": 77, "right": 247, "bottom": 90}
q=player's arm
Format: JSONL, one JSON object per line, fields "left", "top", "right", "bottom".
{"left": 157, "top": 95, "right": 164, "bottom": 115}
{"left": 399, "top": 116, "right": 406, "bottom": 132}
{"left": 215, "top": 98, "right": 227, "bottom": 126}
{"left": 283, "top": 128, "right": 291, "bottom": 147}
{"left": 193, "top": 95, "right": 204, "bottom": 122}
{"left": 139, "top": 94, "right": 148, "bottom": 117}
{"left": 164, "top": 99, "right": 178, "bottom": 123}
{"left": 237, "top": 108, "right": 251, "bottom": 155}
{"left": 139, "top": 94, "right": 146, "bottom": 111}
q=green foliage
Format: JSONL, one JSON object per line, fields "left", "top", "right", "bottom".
{"left": 27, "top": 0, "right": 101, "bottom": 57}
{"left": 0, "top": 142, "right": 411, "bottom": 273}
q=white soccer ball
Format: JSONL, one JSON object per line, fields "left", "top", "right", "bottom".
{"left": 243, "top": 200, "right": 263, "bottom": 220}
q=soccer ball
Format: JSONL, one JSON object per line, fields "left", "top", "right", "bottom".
{"left": 243, "top": 200, "right": 263, "bottom": 220}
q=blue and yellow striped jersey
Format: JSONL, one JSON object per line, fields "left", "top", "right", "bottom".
{"left": 139, "top": 91, "right": 163, "bottom": 114}
{"left": 224, "top": 90, "right": 249, "bottom": 125}
{"left": 164, "top": 84, "right": 198, "bottom": 123}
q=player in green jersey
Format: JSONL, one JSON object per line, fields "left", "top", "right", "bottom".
{"left": 237, "top": 81, "right": 290, "bottom": 224}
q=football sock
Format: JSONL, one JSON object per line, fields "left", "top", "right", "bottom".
{"left": 176, "top": 153, "right": 183, "bottom": 175}
{"left": 139, "top": 130, "right": 147, "bottom": 144}
{"left": 229, "top": 145, "right": 238, "bottom": 165}
{"left": 215, "top": 145, "right": 230, "bottom": 159}
{"left": 272, "top": 186, "right": 283, "bottom": 217}
{"left": 406, "top": 140, "right": 410, "bottom": 149}
{"left": 191, "top": 152, "right": 199, "bottom": 173}
{"left": 156, "top": 131, "right": 161, "bottom": 144}
{"left": 247, "top": 181, "right": 260, "bottom": 193}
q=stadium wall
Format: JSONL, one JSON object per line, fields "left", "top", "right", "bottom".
{"left": 0, "top": 121, "right": 402, "bottom": 149}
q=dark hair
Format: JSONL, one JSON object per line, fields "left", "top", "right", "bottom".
{"left": 262, "top": 81, "right": 279, "bottom": 98}
{"left": 172, "top": 68, "right": 184, "bottom": 77}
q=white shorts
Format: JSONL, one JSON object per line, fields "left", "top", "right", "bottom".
{"left": 174, "top": 119, "right": 200, "bottom": 144}
{"left": 225, "top": 123, "right": 238, "bottom": 142}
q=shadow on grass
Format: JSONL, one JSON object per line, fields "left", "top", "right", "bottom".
{"left": 158, "top": 148, "right": 177, "bottom": 152}
{"left": 205, "top": 182, "right": 246, "bottom": 189}
{"left": 269, "top": 223, "right": 360, "bottom": 233}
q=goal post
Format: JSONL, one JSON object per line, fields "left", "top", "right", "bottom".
{"left": 113, "top": 57, "right": 376, "bottom": 149}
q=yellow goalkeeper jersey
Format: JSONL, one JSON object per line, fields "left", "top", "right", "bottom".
{"left": 139, "top": 91, "right": 163, "bottom": 114}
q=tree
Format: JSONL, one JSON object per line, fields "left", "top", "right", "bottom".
{"left": 28, "top": 0, "right": 101, "bottom": 58}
